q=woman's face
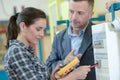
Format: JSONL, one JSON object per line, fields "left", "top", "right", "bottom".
{"left": 23, "top": 18, "right": 46, "bottom": 45}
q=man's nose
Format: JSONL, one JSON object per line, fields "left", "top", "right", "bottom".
{"left": 72, "top": 13, "right": 78, "bottom": 19}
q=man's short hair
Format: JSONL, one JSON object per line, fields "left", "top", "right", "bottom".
{"left": 70, "top": 0, "right": 94, "bottom": 11}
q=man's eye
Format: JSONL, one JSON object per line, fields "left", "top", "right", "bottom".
{"left": 78, "top": 11, "right": 87, "bottom": 15}
{"left": 70, "top": 10, "right": 74, "bottom": 14}
{"left": 78, "top": 12, "right": 84, "bottom": 15}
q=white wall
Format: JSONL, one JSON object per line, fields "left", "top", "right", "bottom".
{"left": 0, "top": 0, "right": 48, "bottom": 20}
{"left": 0, "top": 0, "right": 114, "bottom": 20}
{"left": 95, "top": 0, "right": 111, "bottom": 16}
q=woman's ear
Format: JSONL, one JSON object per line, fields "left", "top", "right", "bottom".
{"left": 19, "top": 22, "right": 27, "bottom": 31}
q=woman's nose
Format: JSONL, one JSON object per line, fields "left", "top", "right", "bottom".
{"left": 39, "top": 30, "right": 44, "bottom": 37}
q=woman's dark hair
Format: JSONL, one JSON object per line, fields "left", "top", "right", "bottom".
{"left": 6, "top": 7, "right": 46, "bottom": 49}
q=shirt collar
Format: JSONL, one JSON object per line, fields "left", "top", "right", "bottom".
{"left": 9, "top": 40, "right": 34, "bottom": 52}
{"left": 68, "top": 23, "right": 88, "bottom": 37}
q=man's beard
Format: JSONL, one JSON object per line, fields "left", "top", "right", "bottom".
{"left": 70, "top": 23, "right": 82, "bottom": 31}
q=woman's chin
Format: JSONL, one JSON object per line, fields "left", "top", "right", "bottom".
{"left": 31, "top": 41, "right": 38, "bottom": 45}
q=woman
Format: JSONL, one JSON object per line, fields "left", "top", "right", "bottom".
{"left": 4, "top": 7, "right": 90, "bottom": 80}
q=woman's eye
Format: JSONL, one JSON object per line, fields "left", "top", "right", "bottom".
{"left": 36, "top": 27, "right": 41, "bottom": 31}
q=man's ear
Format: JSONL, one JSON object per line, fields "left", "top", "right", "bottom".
{"left": 89, "top": 11, "right": 94, "bottom": 19}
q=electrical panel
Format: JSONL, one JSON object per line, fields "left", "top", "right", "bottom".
{"left": 92, "top": 23, "right": 120, "bottom": 80}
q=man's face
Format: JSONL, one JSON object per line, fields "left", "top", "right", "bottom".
{"left": 69, "top": 1, "right": 93, "bottom": 30}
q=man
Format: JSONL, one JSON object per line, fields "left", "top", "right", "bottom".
{"left": 46, "top": 0, "right": 96, "bottom": 80}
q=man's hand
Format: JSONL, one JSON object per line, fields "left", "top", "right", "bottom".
{"left": 64, "top": 50, "right": 82, "bottom": 64}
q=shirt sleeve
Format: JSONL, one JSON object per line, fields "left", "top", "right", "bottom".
{"left": 46, "top": 35, "right": 64, "bottom": 74}
{"left": 112, "top": 18, "right": 120, "bottom": 31}
{"left": 8, "top": 47, "right": 50, "bottom": 80}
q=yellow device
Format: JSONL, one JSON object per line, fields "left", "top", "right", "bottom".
{"left": 55, "top": 57, "right": 79, "bottom": 78}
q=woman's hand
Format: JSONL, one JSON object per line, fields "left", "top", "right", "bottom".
{"left": 51, "top": 64, "right": 68, "bottom": 80}
{"left": 56, "top": 66, "right": 91, "bottom": 80}
{"left": 68, "top": 66, "right": 91, "bottom": 80}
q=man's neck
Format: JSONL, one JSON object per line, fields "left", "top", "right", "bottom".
{"left": 72, "top": 28, "right": 82, "bottom": 35}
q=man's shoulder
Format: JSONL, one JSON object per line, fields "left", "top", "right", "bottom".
{"left": 88, "top": 21, "right": 94, "bottom": 26}
{"left": 56, "top": 28, "right": 68, "bottom": 36}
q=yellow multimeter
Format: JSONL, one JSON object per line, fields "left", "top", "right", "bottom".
{"left": 55, "top": 57, "right": 79, "bottom": 78}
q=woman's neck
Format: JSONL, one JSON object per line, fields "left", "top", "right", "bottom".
{"left": 17, "top": 34, "right": 29, "bottom": 47}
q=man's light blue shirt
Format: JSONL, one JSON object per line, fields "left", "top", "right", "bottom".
{"left": 68, "top": 26, "right": 87, "bottom": 56}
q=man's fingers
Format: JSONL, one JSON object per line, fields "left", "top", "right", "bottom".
{"left": 70, "top": 49, "right": 76, "bottom": 55}
{"left": 76, "top": 54, "right": 83, "bottom": 59}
